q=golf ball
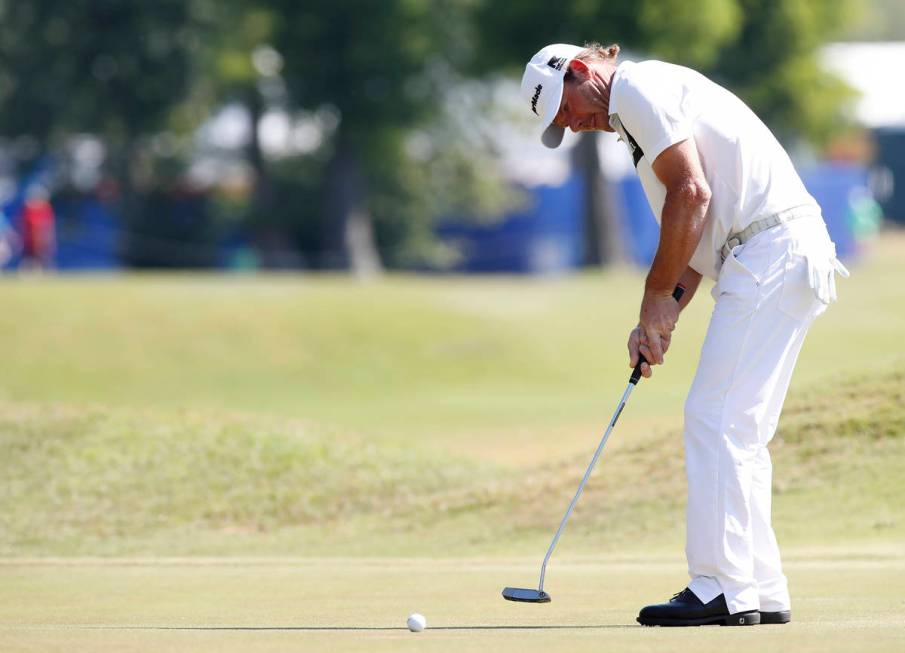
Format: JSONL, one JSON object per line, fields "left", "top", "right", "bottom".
{"left": 407, "top": 613, "right": 426, "bottom": 632}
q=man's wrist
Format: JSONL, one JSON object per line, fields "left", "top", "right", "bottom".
{"left": 643, "top": 283, "right": 675, "bottom": 298}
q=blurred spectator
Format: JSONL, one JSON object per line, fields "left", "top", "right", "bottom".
{"left": 19, "top": 185, "right": 56, "bottom": 271}
{"left": 0, "top": 208, "right": 20, "bottom": 269}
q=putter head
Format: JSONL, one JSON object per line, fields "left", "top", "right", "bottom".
{"left": 502, "top": 587, "right": 551, "bottom": 603}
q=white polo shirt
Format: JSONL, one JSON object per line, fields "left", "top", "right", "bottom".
{"left": 607, "top": 60, "right": 820, "bottom": 280}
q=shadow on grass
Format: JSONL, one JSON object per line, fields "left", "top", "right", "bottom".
{"left": 78, "top": 624, "right": 635, "bottom": 631}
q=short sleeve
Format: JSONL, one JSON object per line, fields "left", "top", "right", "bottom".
{"left": 616, "top": 71, "right": 691, "bottom": 165}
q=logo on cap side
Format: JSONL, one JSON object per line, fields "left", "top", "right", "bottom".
{"left": 547, "top": 56, "right": 566, "bottom": 71}
{"left": 530, "top": 84, "right": 542, "bottom": 115}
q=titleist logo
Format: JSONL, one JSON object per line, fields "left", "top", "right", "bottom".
{"left": 530, "top": 84, "right": 542, "bottom": 115}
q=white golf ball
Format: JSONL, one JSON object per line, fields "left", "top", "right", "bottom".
{"left": 406, "top": 612, "right": 426, "bottom": 632}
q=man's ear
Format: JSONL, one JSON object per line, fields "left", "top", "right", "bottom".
{"left": 568, "top": 58, "right": 590, "bottom": 80}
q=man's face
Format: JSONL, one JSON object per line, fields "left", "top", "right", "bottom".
{"left": 552, "top": 61, "right": 612, "bottom": 133}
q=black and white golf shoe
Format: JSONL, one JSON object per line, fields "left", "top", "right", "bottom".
{"left": 637, "top": 588, "right": 760, "bottom": 627}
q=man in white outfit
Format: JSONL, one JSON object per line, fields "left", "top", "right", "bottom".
{"left": 520, "top": 42, "right": 848, "bottom": 626}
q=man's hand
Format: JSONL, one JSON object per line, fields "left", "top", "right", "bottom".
{"left": 627, "top": 325, "right": 653, "bottom": 379}
{"left": 627, "top": 321, "right": 671, "bottom": 379}
{"left": 638, "top": 289, "right": 680, "bottom": 366}
{"left": 628, "top": 271, "right": 700, "bottom": 379}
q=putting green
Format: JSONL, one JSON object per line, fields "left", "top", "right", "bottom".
{"left": 2, "top": 548, "right": 903, "bottom": 652}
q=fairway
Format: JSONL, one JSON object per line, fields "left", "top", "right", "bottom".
{"left": 2, "top": 550, "right": 904, "bottom": 652}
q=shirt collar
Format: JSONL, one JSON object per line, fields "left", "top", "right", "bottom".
{"left": 607, "top": 60, "right": 633, "bottom": 122}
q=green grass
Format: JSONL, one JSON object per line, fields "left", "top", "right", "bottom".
{"left": 1, "top": 232, "right": 904, "bottom": 651}
{"left": 1, "top": 362, "right": 902, "bottom": 557}
{"left": 1, "top": 233, "right": 903, "bottom": 463}
{"left": 2, "top": 553, "right": 904, "bottom": 652}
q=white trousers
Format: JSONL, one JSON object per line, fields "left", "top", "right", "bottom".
{"left": 685, "top": 216, "right": 840, "bottom": 614}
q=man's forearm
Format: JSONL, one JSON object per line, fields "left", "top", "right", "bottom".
{"left": 645, "top": 187, "right": 709, "bottom": 296}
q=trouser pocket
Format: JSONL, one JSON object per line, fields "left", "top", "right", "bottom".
{"left": 715, "top": 245, "right": 759, "bottom": 300}
{"left": 778, "top": 252, "right": 823, "bottom": 321}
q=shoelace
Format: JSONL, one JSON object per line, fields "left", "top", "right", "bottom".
{"left": 670, "top": 588, "right": 696, "bottom": 603}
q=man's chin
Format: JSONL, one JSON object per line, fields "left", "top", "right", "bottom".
{"left": 595, "top": 114, "right": 614, "bottom": 132}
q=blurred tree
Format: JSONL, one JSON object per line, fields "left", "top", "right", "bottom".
{"left": 472, "top": 0, "right": 741, "bottom": 72}
{"left": 0, "top": 2, "right": 74, "bottom": 154}
{"left": 77, "top": 2, "right": 213, "bottom": 265}
{"left": 187, "top": 0, "right": 291, "bottom": 265}
{"left": 0, "top": 0, "right": 211, "bottom": 263}
{"left": 269, "top": 0, "right": 487, "bottom": 275}
{"left": 0, "top": 1, "right": 203, "bottom": 160}
{"left": 706, "top": 0, "right": 859, "bottom": 146}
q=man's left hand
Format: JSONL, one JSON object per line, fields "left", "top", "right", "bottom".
{"left": 638, "top": 290, "right": 680, "bottom": 365}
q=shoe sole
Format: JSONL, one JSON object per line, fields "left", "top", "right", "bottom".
{"left": 637, "top": 611, "right": 760, "bottom": 627}
{"left": 759, "top": 610, "right": 791, "bottom": 624}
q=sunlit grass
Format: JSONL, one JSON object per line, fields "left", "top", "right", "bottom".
{"left": 0, "top": 232, "right": 903, "bottom": 465}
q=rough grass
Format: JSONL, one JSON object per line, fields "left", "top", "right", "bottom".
{"left": 0, "top": 404, "right": 501, "bottom": 556}
{"left": 2, "top": 362, "right": 902, "bottom": 557}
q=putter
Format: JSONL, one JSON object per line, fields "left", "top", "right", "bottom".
{"left": 502, "top": 285, "right": 685, "bottom": 604}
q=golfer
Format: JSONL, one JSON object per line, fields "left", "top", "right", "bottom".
{"left": 520, "top": 43, "right": 848, "bottom": 626}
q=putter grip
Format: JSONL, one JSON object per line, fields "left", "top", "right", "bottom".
{"left": 630, "top": 285, "right": 685, "bottom": 385}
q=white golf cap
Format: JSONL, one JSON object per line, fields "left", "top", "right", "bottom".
{"left": 520, "top": 43, "right": 583, "bottom": 149}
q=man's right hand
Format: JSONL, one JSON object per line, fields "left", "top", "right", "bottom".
{"left": 628, "top": 324, "right": 674, "bottom": 379}
{"left": 628, "top": 325, "right": 654, "bottom": 379}
{"left": 628, "top": 271, "right": 700, "bottom": 381}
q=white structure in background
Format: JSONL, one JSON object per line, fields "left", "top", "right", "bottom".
{"left": 820, "top": 42, "right": 905, "bottom": 128}
{"left": 191, "top": 67, "right": 638, "bottom": 193}
{"left": 820, "top": 42, "right": 905, "bottom": 221}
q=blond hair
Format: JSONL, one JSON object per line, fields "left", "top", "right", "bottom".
{"left": 575, "top": 42, "right": 620, "bottom": 62}
{"left": 564, "top": 42, "right": 620, "bottom": 82}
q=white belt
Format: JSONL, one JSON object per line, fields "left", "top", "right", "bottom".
{"left": 720, "top": 205, "right": 819, "bottom": 262}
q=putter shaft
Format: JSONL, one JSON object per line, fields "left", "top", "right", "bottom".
{"left": 537, "top": 380, "right": 635, "bottom": 592}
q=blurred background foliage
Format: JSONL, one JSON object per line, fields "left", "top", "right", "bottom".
{"left": 0, "top": 0, "right": 881, "bottom": 272}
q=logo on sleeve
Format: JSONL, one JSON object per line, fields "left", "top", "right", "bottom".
{"left": 530, "top": 84, "right": 542, "bottom": 115}
{"left": 613, "top": 115, "right": 644, "bottom": 168}
{"left": 624, "top": 127, "right": 643, "bottom": 167}
{"left": 546, "top": 56, "right": 566, "bottom": 71}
